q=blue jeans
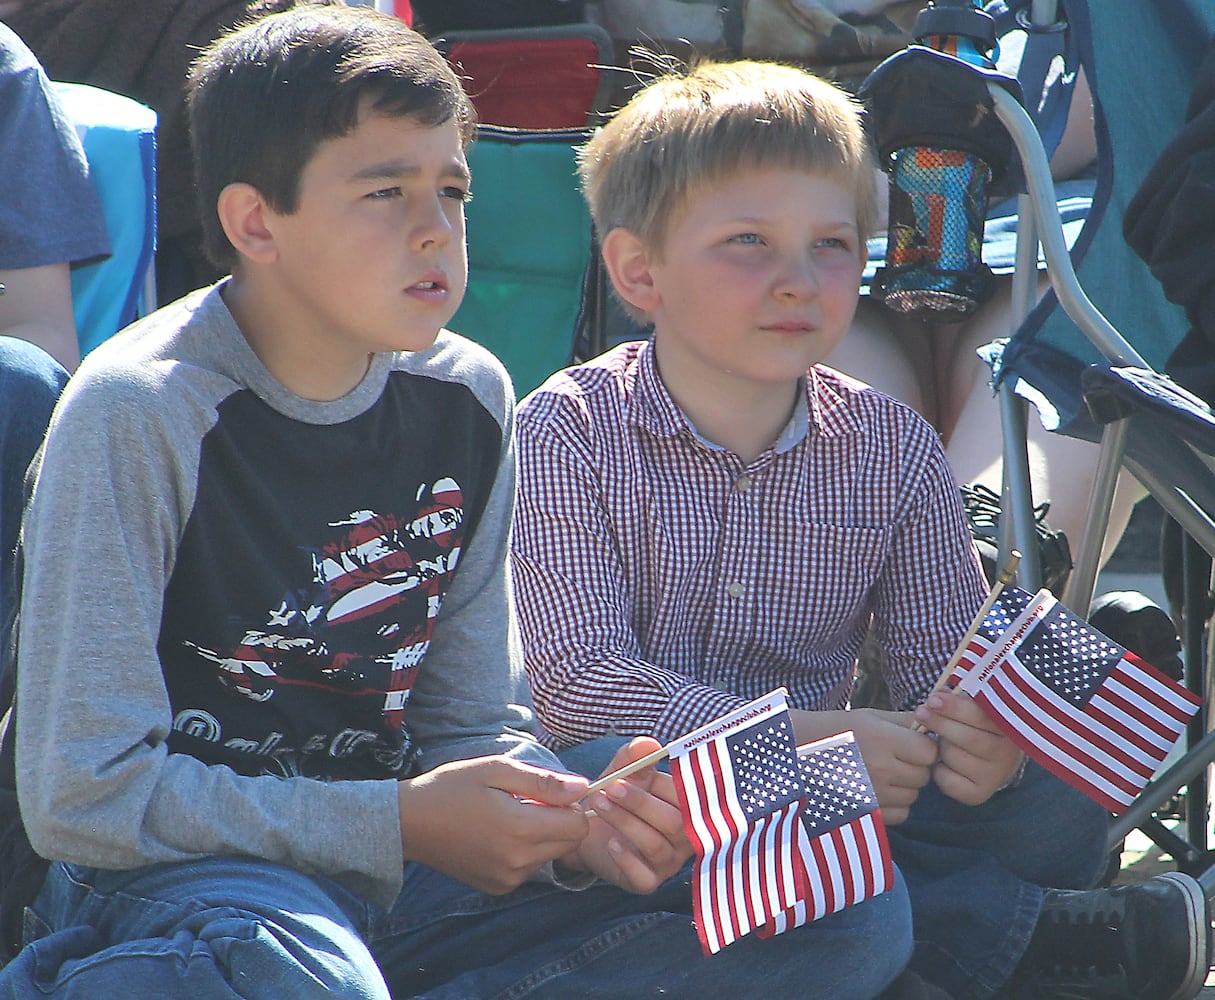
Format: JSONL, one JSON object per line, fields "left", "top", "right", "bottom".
{"left": 891, "top": 758, "right": 1108, "bottom": 998}
{"left": 0, "top": 745, "right": 914, "bottom": 999}
{"left": 0, "top": 338, "right": 68, "bottom": 638}
{"left": 563, "top": 738, "right": 1109, "bottom": 999}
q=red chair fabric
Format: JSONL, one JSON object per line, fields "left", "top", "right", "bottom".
{"left": 445, "top": 30, "right": 609, "bottom": 130}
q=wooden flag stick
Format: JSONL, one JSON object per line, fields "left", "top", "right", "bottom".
{"left": 911, "top": 549, "right": 1022, "bottom": 733}
{"left": 581, "top": 554, "right": 1024, "bottom": 787}
{"left": 579, "top": 741, "right": 672, "bottom": 801}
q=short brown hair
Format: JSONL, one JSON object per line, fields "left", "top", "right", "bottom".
{"left": 188, "top": 4, "right": 476, "bottom": 271}
{"left": 577, "top": 58, "right": 878, "bottom": 255}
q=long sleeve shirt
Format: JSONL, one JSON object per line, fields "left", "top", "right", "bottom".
{"left": 513, "top": 339, "right": 987, "bottom": 748}
{"left": 16, "top": 282, "right": 555, "bottom": 908}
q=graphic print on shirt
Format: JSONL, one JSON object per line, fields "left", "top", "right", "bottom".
{"left": 173, "top": 477, "right": 466, "bottom": 778}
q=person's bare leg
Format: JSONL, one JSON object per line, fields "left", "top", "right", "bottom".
{"left": 938, "top": 286, "right": 1145, "bottom": 567}
{"left": 827, "top": 298, "right": 931, "bottom": 419}
{"left": 835, "top": 284, "right": 1143, "bottom": 568}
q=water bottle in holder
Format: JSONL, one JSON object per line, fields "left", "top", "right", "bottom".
{"left": 881, "top": 144, "right": 993, "bottom": 315}
{"left": 860, "top": 1, "right": 1021, "bottom": 319}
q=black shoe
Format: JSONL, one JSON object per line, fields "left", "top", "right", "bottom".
{"left": 1008, "top": 872, "right": 1209, "bottom": 999}
{"left": 961, "top": 483, "right": 1073, "bottom": 597}
{"left": 1089, "top": 590, "right": 1184, "bottom": 683}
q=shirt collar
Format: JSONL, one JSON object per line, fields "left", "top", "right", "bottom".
{"left": 629, "top": 339, "right": 860, "bottom": 456}
{"left": 629, "top": 340, "right": 688, "bottom": 441}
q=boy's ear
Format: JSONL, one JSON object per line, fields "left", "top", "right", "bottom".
{"left": 599, "top": 227, "right": 660, "bottom": 314}
{"left": 216, "top": 182, "right": 278, "bottom": 265}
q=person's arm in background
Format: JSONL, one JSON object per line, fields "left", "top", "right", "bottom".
{"left": 0, "top": 264, "right": 80, "bottom": 372}
{"left": 1048, "top": 68, "right": 1096, "bottom": 182}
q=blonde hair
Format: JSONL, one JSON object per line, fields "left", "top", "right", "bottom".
{"left": 577, "top": 59, "right": 878, "bottom": 254}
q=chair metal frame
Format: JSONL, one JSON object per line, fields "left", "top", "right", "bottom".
{"left": 986, "top": 1, "right": 1215, "bottom": 894}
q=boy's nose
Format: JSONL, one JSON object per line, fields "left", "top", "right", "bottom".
{"left": 412, "top": 198, "right": 454, "bottom": 250}
{"left": 775, "top": 255, "right": 819, "bottom": 299}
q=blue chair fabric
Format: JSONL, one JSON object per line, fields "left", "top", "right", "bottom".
{"left": 53, "top": 81, "right": 157, "bottom": 359}
{"left": 992, "top": 0, "right": 1215, "bottom": 440}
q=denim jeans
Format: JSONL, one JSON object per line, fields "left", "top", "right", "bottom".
{"left": 0, "top": 742, "right": 914, "bottom": 999}
{"left": 890, "top": 758, "right": 1109, "bottom": 998}
{"left": 0, "top": 337, "right": 68, "bottom": 638}
{"left": 562, "top": 737, "right": 1109, "bottom": 999}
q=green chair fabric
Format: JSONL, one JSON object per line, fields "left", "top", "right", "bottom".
{"left": 450, "top": 124, "right": 595, "bottom": 398}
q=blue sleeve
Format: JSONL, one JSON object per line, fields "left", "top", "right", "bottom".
{"left": 0, "top": 23, "right": 110, "bottom": 270}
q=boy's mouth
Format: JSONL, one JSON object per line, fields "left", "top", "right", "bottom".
{"left": 408, "top": 272, "right": 448, "bottom": 295}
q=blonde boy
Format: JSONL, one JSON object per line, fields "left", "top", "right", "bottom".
{"left": 514, "top": 60, "right": 1208, "bottom": 1000}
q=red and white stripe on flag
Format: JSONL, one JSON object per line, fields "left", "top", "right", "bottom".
{"left": 950, "top": 588, "right": 1201, "bottom": 814}
{"left": 760, "top": 731, "right": 894, "bottom": 936}
{"left": 669, "top": 688, "right": 809, "bottom": 955}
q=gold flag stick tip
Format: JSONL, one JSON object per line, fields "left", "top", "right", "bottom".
{"left": 912, "top": 549, "right": 1022, "bottom": 732}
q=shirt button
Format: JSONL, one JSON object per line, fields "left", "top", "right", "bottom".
{"left": 727, "top": 582, "right": 745, "bottom": 599}
{"left": 736, "top": 475, "right": 753, "bottom": 493}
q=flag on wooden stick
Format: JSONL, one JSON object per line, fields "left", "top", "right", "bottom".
{"left": 668, "top": 688, "right": 809, "bottom": 955}
{"left": 760, "top": 731, "right": 894, "bottom": 935}
{"left": 948, "top": 586, "right": 1201, "bottom": 814}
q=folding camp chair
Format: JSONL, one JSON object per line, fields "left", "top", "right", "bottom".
{"left": 981, "top": 0, "right": 1215, "bottom": 885}
{"left": 433, "top": 23, "right": 615, "bottom": 130}
{"left": 53, "top": 82, "right": 157, "bottom": 359}
{"left": 864, "top": 0, "right": 1215, "bottom": 889}
{"left": 447, "top": 124, "right": 599, "bottom": 398}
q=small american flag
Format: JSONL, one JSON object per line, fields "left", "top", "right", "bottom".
{"left": 760, "top": 731, "right": 893, "bottom": 935}
{"left": 949, "top": 586, "right": 1201, "bottom": 813}
{"left": 669, "top": 689, "right": 809, "bottom": 955}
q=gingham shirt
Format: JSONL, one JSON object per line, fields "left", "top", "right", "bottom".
{"left": 513, "top": 339, "right": 987, "bottom": 748}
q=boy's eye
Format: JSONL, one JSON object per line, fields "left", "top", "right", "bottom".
{"left": 442, "top": 186, "right": 472, "bottom": 203}
{"left": 367, "top": 186, "right": 402, "bottom": 200}
{"left": 729, "top": 232, "right": 764, "bottom": 245}
{"left": 816, "top": 237, "right": 852, "bottom": 251}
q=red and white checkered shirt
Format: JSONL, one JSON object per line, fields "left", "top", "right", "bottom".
{"left": 513, "top": 340, "right": 987, "bottom": 748}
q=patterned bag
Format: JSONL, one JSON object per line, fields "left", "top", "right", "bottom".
{"left": 741, "top": 0, "right": 923, "bottom": 88}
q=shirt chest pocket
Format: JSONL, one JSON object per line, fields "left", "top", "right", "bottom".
{"left": 758, "top": 522, "right": 892, "bottom": 642}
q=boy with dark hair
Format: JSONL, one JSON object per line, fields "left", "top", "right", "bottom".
{"left": 0, "top": 8, "right": 915, "bottom": 997}
{"left": 513, "top": 58, "right": 1210, "bottom": 1000}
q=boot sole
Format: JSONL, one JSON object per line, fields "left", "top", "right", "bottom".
{"left": 1158, "top": 871, "right": 1209, "bottom": 1000}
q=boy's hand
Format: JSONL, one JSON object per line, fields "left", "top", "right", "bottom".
{"left": 561, "top": 737, "right": 691, "bottom": 894}
{"left": 792, "top": 708, "right": 938, "bottom": 825}
{"left": 913, "top": 689, "right": 1024, "bottom": 805}
{"left": 397, "top": 756, "right": 591, "bottom": 895}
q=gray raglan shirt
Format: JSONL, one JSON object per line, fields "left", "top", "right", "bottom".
{"left": 15, "top": 281, "right": 559, "bottom": 908}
